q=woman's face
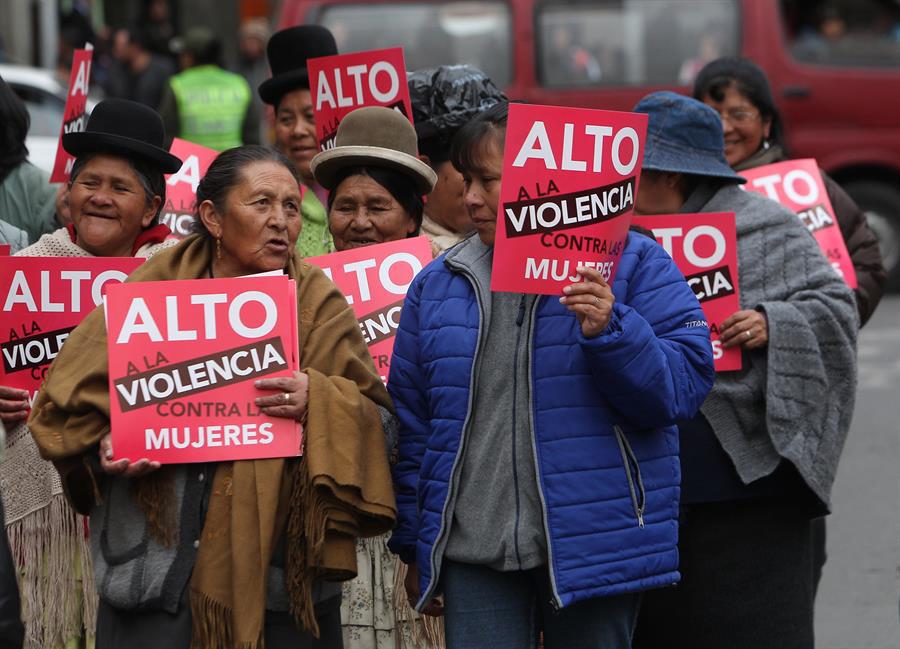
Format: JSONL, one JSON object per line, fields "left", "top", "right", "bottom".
{"left": 274, "top": 89, "right": 317, "bottom": 185}
{"left": 634, "top": 171, "right": 686, "bottom": 216}
{"left": 701, "top": 84, "right": 771, "bottom": 167}
{"left": 425, "top": 160, "right": 472, "bottom": 235}
{"left": 68, "top": 154, "right": 160, "bottom": 257}
{"left": 461, "top": 134, "right": 503, "bottom": 246}
{"left": 201, "top": 160, "right": 302, "bottom": 277}
{"left": 328, "top": 174, "right": 417, "bottom": 251}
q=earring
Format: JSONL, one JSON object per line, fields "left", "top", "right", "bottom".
{"left": 215, "top": 237, "right": 222, "bottom": 260}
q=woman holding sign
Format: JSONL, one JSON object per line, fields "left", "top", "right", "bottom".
{"left": 0, "top": 97, "right": 180, "bottom": 649}
{"left": 28, "top": 145, "right": 397, "bottom": 648}
{"left": 311, "top": 106, "right": 439, "bottom": 649}
{"left": 387, "top": 101, "right": 716, "bottom": 649}
{"left": 629, "top": 92, "right": 858, "bottom": 649}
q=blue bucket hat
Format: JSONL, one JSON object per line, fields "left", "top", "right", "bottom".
{"left": 632, "top": 91, "right": 745, "bottom": 184}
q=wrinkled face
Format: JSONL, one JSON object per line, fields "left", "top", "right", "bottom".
{"left": 634, "top": 171, "right": 685, "bottom": 216}
{"left": 701, "top": 84, "right": 771, "bottom": 167}
{"left": 274, "top": 89, "right": 317, "bottom": 185}
{"left": 201, "top": 160, "right": 302, "bottom": 277}
{"left": 68, "top": 154, "right": 159, "bottom": 257}
{"left": 425, "top": 160, "right": 471, "bottom": 234}
{"left": 328, "top": 174, "right": 416, "bottom": 251}
{"left": 461, "top": 134, "right": 503, "bottom": 246}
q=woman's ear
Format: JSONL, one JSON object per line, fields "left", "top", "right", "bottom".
{"left": 141, "top": 196, "right": 163, "bottom": 228}
{"left": 762, "top": 116, "right": 772, "bottom": 141}
{"left": 198, "top": 199, "right": 223, "bottom": 238}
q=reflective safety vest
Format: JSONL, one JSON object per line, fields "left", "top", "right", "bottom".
{"left": 170, "top": 65, "right": 251, "bottom": 151}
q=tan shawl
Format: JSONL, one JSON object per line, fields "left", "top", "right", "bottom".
{"left": 28, "top": 234, "right": 396, "bottom": 648}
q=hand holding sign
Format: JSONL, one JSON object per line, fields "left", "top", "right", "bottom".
{"left": 0, "top": 385, "right": 29, "bottom": 425}
{"left": 254, "top": 370, "right": 309, "bottom": 422}
{"left": 720, "top": 309, "right": 768, "bottom": 350}
{"left": 560, "top": 266, "right": 616, "bottom": 338}
{"left": 98, "top": 433, "right": 161, "bottom": 477}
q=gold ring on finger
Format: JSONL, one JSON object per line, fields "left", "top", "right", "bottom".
{"left": 283, "top": 392, "right": 291, "bottom": 405}
{"left": 745, "top": 330, "right": 752, "bottom": 339}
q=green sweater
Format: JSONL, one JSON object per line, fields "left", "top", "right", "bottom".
{"left": 0, "top": 162, "right": 59, "bottom": 244}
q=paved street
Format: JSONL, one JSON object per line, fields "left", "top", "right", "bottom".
{"left": 815, "top": 295, "right": 900, "bottom": 649}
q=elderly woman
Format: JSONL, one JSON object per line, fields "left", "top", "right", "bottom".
{"left": 0, "top": 98, "right": 180, "bottom": 649}
{"left": 309, "top": 106, "right": 438, "bottom": 649}
{"left": 629, "top": 92, "right": 858, "bottom": 649}
{"left": 387, "top": 101, "right": 715, "bottom": 649}
{"left": 259, "top": 25, "right": 340, "bottom": 258}
{"left": 27, "top": 145, "right": 396, "bottom": 649}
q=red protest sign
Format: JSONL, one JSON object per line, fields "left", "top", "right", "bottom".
{"left": 306, "top": 236, "right": 432, "bottom": 384}
{"left": 491, "top": 103, "right": 647, "bottom": 295}
{"left": 162, "top": 139, "right": 218, "bottom": 239}
{"left": 741, "top": 159, "right": 857, "bottom": 288}
{"left": 308, "top": 47, "right": 412, "bottom": 151}
{"left": 0, "top": 256, "right": 144, "bottom": 404}
{"left": 104, "top": 276, "right": 301, "bottom": 464}
{"left": 0, "top": 245, "right": 10, "bottom": 256}
{"left": 633, "top": 213, "right": 741, "bottom": 372}
{"left": 51, "top": 46, "right": 94, "bottom": 183}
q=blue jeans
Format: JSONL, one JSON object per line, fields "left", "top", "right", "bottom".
{"left": 442, "top": 560, "right": 640, "bottom": 649}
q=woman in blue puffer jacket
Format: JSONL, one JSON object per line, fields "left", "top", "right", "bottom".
{"left": 387, "top": 102, "right": 715, "bottom": 649}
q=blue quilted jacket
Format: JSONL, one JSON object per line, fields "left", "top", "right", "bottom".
{"left": 387, "top": 233, "right": 715, "bottom": 610}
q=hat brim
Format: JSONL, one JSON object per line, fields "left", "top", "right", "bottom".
{"left": 63, "top": 131, "right": 183, "bottom": 174}
{"left": 643, "top": 139, "right": 746, "bottom": 184}
{"left": 259, "top": 69, "right": 311, "bottom": 105}
{"left": 311, "top": 146, "right": 438, "bottom": 195}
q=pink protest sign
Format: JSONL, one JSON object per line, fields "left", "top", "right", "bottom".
{"left": 306, "top": 236, "right": 432, "bottom": 384}
{"left": 741, "top": 159, "right": 857, "bottom": 288}
{"left": 0, "top": 245, "right": 9, "bottom": 256}
{"left": 104, "top": 276, "right": 302, "bottom": 464}
{"left": 0, "top": 256, "right": 144, "bottom": 404}
{"left": 50, "top": 47, "right": 94, "bottom": 183}
{"left": 162, "top": 139, "right": 218, "bottom": 239}
{"left": 634, "top": 212, "right": 741, "bottom": 372}
{"left": 491, "top": 103, "right": 647, "bottom": 295}
{"left": 308, "top": 47, "right": 412, "bottom": 151}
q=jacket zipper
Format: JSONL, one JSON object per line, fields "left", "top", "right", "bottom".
{"left": 614, "top": 425, "right": 646, "bottom": 528}
{"left": 420, "top": 263, "right": 489, "bottom": 606}
{"left": 511, "top": 294, "right": 527, "bottom": 568}
{"left": 523, "top": 296, "right": 565, "bottom": 612}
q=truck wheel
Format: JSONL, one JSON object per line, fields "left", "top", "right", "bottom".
{"left": 843, "top": 180, "right": 900, "bottom": 290}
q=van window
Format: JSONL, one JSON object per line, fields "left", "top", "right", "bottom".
{"left": 313, "top": 2, "right": 512, "bottom": 86}
{"left": 781, "top": 0, "right": 900, "bottom": 68}
{"left": 536, "top": 0, "right": 740, "bottom": 88}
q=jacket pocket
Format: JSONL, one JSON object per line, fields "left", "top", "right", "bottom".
{"left": 614, "top": 426, "right": 645, "bottom": 529}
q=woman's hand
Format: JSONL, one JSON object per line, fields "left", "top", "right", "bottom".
{"left": 254, "top": 371, "right": 310, "bottom": 421}
{"left": 0, "top": 386, "right": 30, "bottom": 426}
{"left": 98, "top": 433, "right": 161, "bottom": 478}
{"left": 721, "top": 309, "right": 769, "bottom": 350}
{"left": 404, "top": 561, "right": 444, "bottom": 617}
{"left": 560, "top": 266, "right": 615, "bottom": 339}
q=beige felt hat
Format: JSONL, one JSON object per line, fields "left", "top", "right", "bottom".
{"left": 311, "top": 106, "right": 437, "bottom": 195}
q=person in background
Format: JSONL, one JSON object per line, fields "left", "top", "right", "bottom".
{"left": 389, "top": 101, "right": 715, "bottom": 649}
{"left": 141, "top": 0, "right": 177, "bottom": 60}
{"left": 0, "top": 78, "right": 61, "bottom": 245}
{"left": 237, "top": 18, "right": 271, "bottom": 145}
{"left": 629, "top": 92, "right": 858, "bottom": 649}
{"left": 258, "top": 25, "right": 339, "bottom": 258}
{"left": 407, "top": 65, "right": 506, "bottom": 255}
{"left": 311, "top": 106, "right": 438, "bottom": 649}
{"left": 106, "top": 27, "right": 175, "bottom": 109}
{"left": 692, "top": 53, "right": 886, "bottom": 608}
{"left": 158, "top": 26, "right": 259, "bottom": 151}
{"left": 0, "top": 98, "right": 180, "bottom": 649}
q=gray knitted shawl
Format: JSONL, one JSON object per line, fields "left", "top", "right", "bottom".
{"left": 687, "top": 184, "right": 858, "bottom": 512}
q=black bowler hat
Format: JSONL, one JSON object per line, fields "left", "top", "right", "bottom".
{"left": 62, "top": 99, "right": 182, "bottom": 173}
{"left": 258, "top": 25, "right": 338, "bottom": 106}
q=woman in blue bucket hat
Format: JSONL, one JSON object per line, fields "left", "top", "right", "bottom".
{"left": 630, "top": 91, "right": 858, "bottom": 649}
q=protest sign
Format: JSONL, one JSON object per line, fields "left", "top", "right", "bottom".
{"left": 161, "top": 139, "right": 218, "bottom": 238}
{"left": 0, "top": 256, "right": 143, "bottom": 404}
{"left": 741, "top": 159, "right": 857, "bottom": 288}
{"left": 105, "top": 275, "right": 301, "bottom": 464}
{"left": 308, "top": 47, "right": 412, "bottom": 151}
{"left": 491, "top": 103, "right": 647, "bottom": 294}
{"left": 0, "top": 245, "right": 9, "bottom": 256}
{"left": 633, "top": 213, "right": 741, "bottom": 372}
{"left": 306, "top": 236, "right": 432, "bottom": 383}
{"left": 50, "top": 46, "right": 94, "bottom": 183}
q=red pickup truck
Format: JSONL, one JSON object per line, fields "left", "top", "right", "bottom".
{"left": 279, "top": 0, "right": 900, "bottom": 285}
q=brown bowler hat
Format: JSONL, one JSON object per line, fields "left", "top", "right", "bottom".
{"left": 310, "top": 107, "right": 437, "bottom": 195}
